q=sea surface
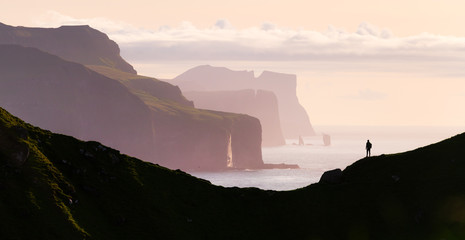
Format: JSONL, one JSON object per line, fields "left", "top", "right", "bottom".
{"left": 191, "top": 126, "right": 465, "bottom": 191}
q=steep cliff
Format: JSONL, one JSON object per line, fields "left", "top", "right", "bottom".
{"left": 0, "top": 44, "right": 263, "bottom": 171}
{"left": 86, "top": 66, "right": 263, "bottom": 170}
{"left": 256, "top": 71, "right": 314, "bottom": 138}
{"left": 172, "top": 65, "right": 315, "bottom": 138}
{"left": 0, "top": 22, "right": 136, "bottom": 74}
{"left": 184, "top": 89, "right": 285, "bottom": 147}
{"left": 147, "top": 103, "right": 264, "bottom": 170}
{"left": 0, "top": 44, "right": 155, "bottom": 161}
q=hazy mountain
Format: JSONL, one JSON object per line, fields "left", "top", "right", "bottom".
{"left": 0, "top": 44, "right": 264, "bottom": 171}
{"left": 0, "top": 22, "right": 136, "bottom": 74}
{"left": 87, "top": 65, "right": 193, "bottom": 107}
{"left": 184, "top": 89, "right": 285, "bottom": 146}
{"left": 2, "top": 107, "right": 465, "bottom": 239}
{"left": 171, "top": 65, "right": 315, "bottom": 138}
{"left": 0, "top": 44, "right": 155, "bottom": 161}
{"left": 79, "top": 66, "right": 264, "bottom": 171}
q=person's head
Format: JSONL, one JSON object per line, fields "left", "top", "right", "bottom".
{"left": 367, "top": 139, "right": 370, "bottom": 142}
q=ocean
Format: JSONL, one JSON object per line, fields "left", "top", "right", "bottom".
{"left": 190, "top": 126, "right": 465, "bottom": 191}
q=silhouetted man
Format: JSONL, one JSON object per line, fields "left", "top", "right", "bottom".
{"left": 366, "top": 140, "right": 372, "bottom": 157}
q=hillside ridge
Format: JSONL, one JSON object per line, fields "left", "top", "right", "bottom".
{"left": 0, "top": 22, "right": 136, "bottom": 74}
{"left": 2, "top": 107, "right": 465, "bottom": 239}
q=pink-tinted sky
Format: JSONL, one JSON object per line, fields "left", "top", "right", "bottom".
{"left": 4, "top": 0, "right": 465, "bottom": 36}
{"left": 2, "top": 0, "right": 465, "bottom": 126}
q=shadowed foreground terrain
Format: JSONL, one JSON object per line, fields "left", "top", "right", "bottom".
{"left": 1, "top": 107, "right": 465, "bottom": 240}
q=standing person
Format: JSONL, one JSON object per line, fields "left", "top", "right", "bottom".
{"left": 366, "top": 140, "right": 372, "bottom": 157}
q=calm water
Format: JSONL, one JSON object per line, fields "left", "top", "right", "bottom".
{"left": 191, "top": 126, "right": 465, "bottom": 191}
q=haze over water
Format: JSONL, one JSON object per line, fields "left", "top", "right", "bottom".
{"left": 192, "top": 125, "right": 465, "bottom": 190}
{"left": 3, "top": 0, "right": 465, "bottom": 188}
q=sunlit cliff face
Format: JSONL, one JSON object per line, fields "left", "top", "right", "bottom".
{"left": 227, "top": 134, "right": 233, "bottom": 168}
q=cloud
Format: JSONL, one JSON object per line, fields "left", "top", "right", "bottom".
{"left": 35, "top": 11, "right": 137, "bottom": 34}
{"left": 214, "top": 19, "right": 233, "bottom": 30}
{"left": 34, "top": 12, "right": 465, "bottom": 71}
{"left": 345, "top": 89, "right": 387, "bottom": 101}
{"left": 356, "top": 22, "right": 393, "bottom": 39}
{"left": 114, "top": 22, "right": 465, "bottom": 65}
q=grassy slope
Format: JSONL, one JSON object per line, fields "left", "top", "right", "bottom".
{"left": 2, "top": 106, "right": 465, "bottom": 240}
{"left": 86, "top": 65, "right": 153, "bottom": 83}
{"left": 87, "top": 65, "right": 249, "bottom": 123}
{"left": 0, "top": 108, "right": 269, "bottom": 240}
{"left": 87, "top": 65, "right": 191, "bottom": 106}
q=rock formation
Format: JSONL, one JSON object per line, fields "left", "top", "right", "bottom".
{"left": 0, "top": 44, "right": 155, "bottom": 161}
{"left": 319, "top": 168, "right": 342, "bottom": 184}
{"left": 171, "top": 65, "right": 315, "bottom": 138}
{"left": 184, "top": 89, "right": 285, "bottom": 147}
{"left": 0, "top": 43, "right": 263, "bottom": 171}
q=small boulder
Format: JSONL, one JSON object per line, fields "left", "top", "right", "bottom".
{"left": 319, "top": 168, "right": 342, "bottom": 184}
{"left": 12, "top": 126, "right": 29, "bottom": 139}
{"left": 8, "top": 142, "right": 30, "bottom": 167}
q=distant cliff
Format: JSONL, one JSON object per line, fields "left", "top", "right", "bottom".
{"left": 184, "top": 89, "right": 285, "bottom": 147}
{"left": 0, "top": 22, "right": 136, "bottom": 74}
{"left": 0, "top": 44, "right": 263, "bottom": 171}
{"left": 172, "top": 65, "right": 315, "bottom": 138}
{"left": 0, "top": 44, "right": 155, "bottom": 161}
{"left": 86, "top": 66, "right": 263, "bottom": 170}
{"left": 87, "top": 65, "right": 194, "bottom": 107}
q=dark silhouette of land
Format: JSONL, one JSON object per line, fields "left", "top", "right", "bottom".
{"left": 2, "top": 107, "right": 465, "bottom": 240}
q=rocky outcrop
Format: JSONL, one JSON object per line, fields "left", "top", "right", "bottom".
{"left": 319, "top": 168, "right": 342, "bottom": 184}
{"left": 0, "top": 22, "right": 136, "bottom": 74}
{"left": 0, "top": 44, "right": 263, "bottom": 171}
{"left": 184, "top": 89, "right": 285, "bottom": 146}
{"left": 0, "top": 125, "right": 30, "bottom": 168}
{"left": 171, "top": 65, "right": 315, "bottom": 138}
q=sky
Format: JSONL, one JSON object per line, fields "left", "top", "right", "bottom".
{"left": 2, "top": 0, "right": 465, "bottom": 127}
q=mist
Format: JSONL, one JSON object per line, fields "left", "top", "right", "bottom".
{"left": 131, "top": 60, "right": 465, "bottom": 127}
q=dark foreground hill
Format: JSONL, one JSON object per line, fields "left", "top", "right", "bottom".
{"left": 0, "top": 107, "right": 267, "bottom": 240}
{"left": 1, "top": 107, "right": 465, "bottom": 240}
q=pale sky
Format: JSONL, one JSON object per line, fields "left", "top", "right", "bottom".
{"left": 4, "top": 0, "right": 465, "bottom": 36}
{"left": 2, "top": 0, "right": 465, "bottom": 126}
